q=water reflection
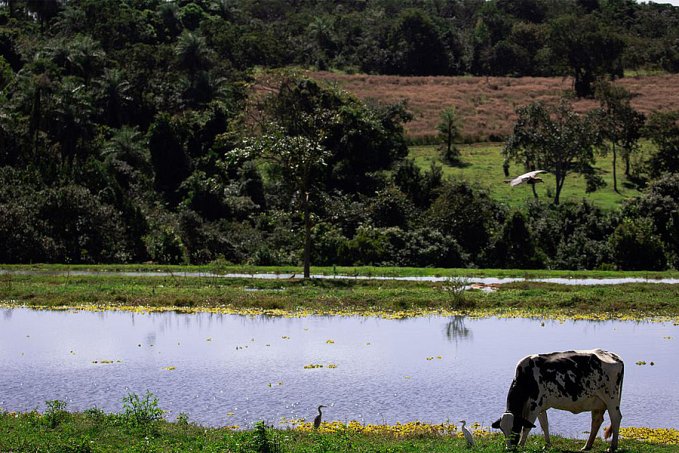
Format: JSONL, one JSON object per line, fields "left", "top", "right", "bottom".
{"left": 0, "top": 308, "right": 677, "bottom": 438}
{"left": 3, "top": 269, "right": 679, "bottom": 285}
{"left": 445, "top": 316, "right": 472, "bottom": 343}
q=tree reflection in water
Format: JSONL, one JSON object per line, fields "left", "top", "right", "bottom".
{"left": 445, "top": 316, "right": 472, "bottom": 343}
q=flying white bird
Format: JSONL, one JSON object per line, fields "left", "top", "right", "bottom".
{"left": 459, "top": 420, "right": 475, "bottom": 448}
{"left": 508, "top": 170, "right": 547, "bottom": 186}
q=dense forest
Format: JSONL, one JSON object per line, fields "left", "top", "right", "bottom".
{"left": 1, "top": 0, "right": 679, "bottom": 271}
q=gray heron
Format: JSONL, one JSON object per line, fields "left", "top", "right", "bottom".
{"left": 313, "top": 405, "right": 327, "bottom": 429}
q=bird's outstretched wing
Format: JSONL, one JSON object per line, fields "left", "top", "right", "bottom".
{"left": 509, "top": 170, "right": 547, "bottom": 186}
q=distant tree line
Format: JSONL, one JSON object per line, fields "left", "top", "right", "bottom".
{"left": 1, "top": 0, "right": 679, "bottom": 271}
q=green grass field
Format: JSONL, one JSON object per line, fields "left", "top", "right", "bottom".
{"left": 0, "top": 408, "right": 677, "bottom": 453}
{"left": 1, "top": 407, "right": 677, "bottom": 452}
{"left": 409, "top": 143, "right": 652, "bottom": 209}
{"left": 3, "top": 267, "right": 679, "bottom": 320}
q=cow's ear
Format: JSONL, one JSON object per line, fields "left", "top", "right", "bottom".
{"left": 491, "top": 418, "right": 501, "bottom": 429}
{"left": 520, "top": 418, "right": 536, "bottom": 429}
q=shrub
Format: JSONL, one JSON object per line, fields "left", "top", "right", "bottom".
{"left": 175, "top": 412, "right": 190, "bottom": 426}
{"left": 44, "top": 399, "right": 68, "bottom": 429}
{"left": 527, "top": 200, "right": 616, "bottom": 270}
{"left": 177, "top": 208, "right": 237, "bottom": 264}
{"left": 311, "top": 222, "right": 347, "bottom": 266}
{"left": 121, "top": 391, "right": 163, "bottom": 429}
{"left": 144, "top": 208, "right": 185, "bottom": 264}
{"left": 84, "top": 406, "right": 107, "bottom": 424}
{"left": 383, "top": 227, "right": 469, "bottom": 268}
{"left": 37, "top": 185, "right": 132, "bottom": 263}
{"left": 441, "top": 277, "right": 476, "bottom": 309}
{"left": 428, "top": 179, "right": 504, "bottom": 261}
{"left": 0, "top": 203, "right": 54, "bottom": 263}
{"left": 250, "top": 421, "right": 282, "bottom": 453}
{"left": 608, "top": 218, "right": 666, "bottom": 271}
{"left": 336, "top": 226, "right": 388, "bottom": 266}
{"left": 485, "top": 210, "right": 545, "bottom": 269}
{"left": 365, "top": 186, "right": 414, "bottom": 229}
{"left": 622, "top": 173, "right": 679, "bottom": 268}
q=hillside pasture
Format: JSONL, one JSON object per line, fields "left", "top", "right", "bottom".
{"left": 410, "top": 143, "right": 649, "bottom": 209}
{"left": 308, "top": 72, "right": 679, "bottom": 143}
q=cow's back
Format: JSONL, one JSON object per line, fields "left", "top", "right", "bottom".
{"left": 510, "top": 349, "right": 624, "bottom": 415}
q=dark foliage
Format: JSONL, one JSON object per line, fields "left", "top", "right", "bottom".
{"left": 428, "top": 180, "right": 505, "bottom": 263}
{"left": 0, "top": 0, "right": 678, "bottom": 270}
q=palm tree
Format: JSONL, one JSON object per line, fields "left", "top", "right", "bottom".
{"left": 175, "top": 31, "right": 214, "bottom": 87}
{"left": 11, "top": 70, "right": 54, "bottom": 154}
{"left": 50, "top": 77, "right": 95, "bottom": 166}
{"left": 4, "top": 0, "right": 19, "bottom": 19}
{"left": 46, "top": 37, "right": 75, "bottom": 74}
{"left": 307, "top": 16, "right": 334, "bottom": 66}
{"left": 102, "top": 125, "right": 150, "bottom": 190}
{"left": 70, "top": 35, "right": 105, "bottom": 88}
{"left": 213, "top": 0, "right": 239, "bottom": 20}
{"left": 97, "top": 68, "right": 132, "bottom": 128}
{"left": 102, "top": 125, "right": 149, "bottom": 175}
{"left": 53, "top": 3, "right": 86, "bottom": 35}
{"left": 25, "top": 0, "right": 62, "bottom": 34}
{"left": 0, "top": 98, "right": 20, "bottom": 164}
{"left": 157, "top": 2, "right": 182, "bottom": 39}
{"left": 45, "top": 35, "right": 105, "bottom": 87}
{"left": 183, "top": 70, "right": 228, "bottom": 106}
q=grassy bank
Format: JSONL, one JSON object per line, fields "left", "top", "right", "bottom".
{"left": 2, "top": 266, "right": 679, "bottom": 320}
{"left": 1, "top": 405, "right": 677, "bottom": 453}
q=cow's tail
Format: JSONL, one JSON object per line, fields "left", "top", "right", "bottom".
{"left": 603, "top": 425, "right": 613, "bottom": 440}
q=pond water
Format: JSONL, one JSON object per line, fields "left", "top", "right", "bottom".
{"left": 3, "top": 269, "right": 679, "bottom": 285}
{"left": 1, "top": 308, "right": 677, "bottom": 437}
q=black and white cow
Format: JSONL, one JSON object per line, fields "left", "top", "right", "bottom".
{"left": 492, "top": 349, "right": 624, "bottom": 452}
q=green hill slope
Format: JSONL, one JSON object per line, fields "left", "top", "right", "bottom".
{"left": 410, "top": 143, "right": 648, "bottom": 209}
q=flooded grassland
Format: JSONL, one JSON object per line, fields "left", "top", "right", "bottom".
{"left": 2, "top": 270, "right": 679, "bottom": 321}
{"left": 1, "top": 269, "right": 679, "bottom": 451}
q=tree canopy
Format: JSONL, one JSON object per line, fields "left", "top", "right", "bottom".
{"left": 503, "top": 100, "right": 602, "bottom": 205}
{"left": 1, "top": 0, "right": 679, "bottom": 272}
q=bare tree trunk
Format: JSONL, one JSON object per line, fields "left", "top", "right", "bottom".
{"left": 531, "top": 182, "right": 538, "bottom": 199}
{"left": 303, "top": 192, "right": 311, "bottom": 279}
{"left": 612, "top": 144, "right": 618, "bottom": 193}
{"left": 554, "top": 177, "right": 563, "bottom": 206}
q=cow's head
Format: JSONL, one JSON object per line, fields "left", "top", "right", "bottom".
{"left": 492, "top": 412, "right": 536, "bottom": 448}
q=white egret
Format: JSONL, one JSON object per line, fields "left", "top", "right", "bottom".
{"left": 506, "top": 170, "right": 547, "bottom": 198}
{"left": 459, "top": 420, "right": 474, "bottom": 448}
{"left": 508, "top": 170, "right": 547, "bottom": 186}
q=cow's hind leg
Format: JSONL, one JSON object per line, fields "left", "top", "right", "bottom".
{"left": 581, "top": 409, "right": 605, "bottom": 451}
{"left": 537, "top": 411, "right": 550, "bottom": 446}
{"left": 605, "top": 404, "right": 622, "bottom": 452}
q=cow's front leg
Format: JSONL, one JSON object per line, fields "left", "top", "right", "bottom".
{"left": 537, "top": 411, "right": 550, "bottom": 446}
{"left": 518, "top": 413, "right": 538, "bottom": 447}
{"left": 582, "top": 409, "right": 604, "bottom": 451}
{"left": 518, "top": 426, "right": 530, "bottom": 447}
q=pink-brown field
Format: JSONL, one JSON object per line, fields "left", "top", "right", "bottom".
{"left": 307, "top": 71, "right": 679, "bottom": 142}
